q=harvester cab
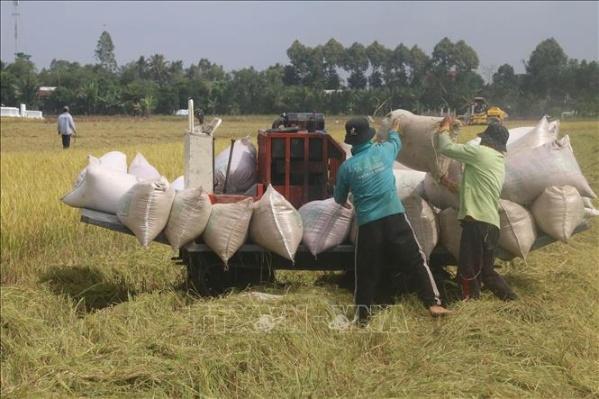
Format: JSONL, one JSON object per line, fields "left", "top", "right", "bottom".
{"left": 462, "top": 97, "right": 508, "bottom": 125}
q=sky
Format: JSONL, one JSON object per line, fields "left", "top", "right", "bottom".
{"left": 1, "top": 1, "right": 598, "bottom": 79}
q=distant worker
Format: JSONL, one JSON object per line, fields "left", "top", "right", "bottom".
{"left": 435, "top": 117, "right": 517, "bottom": 301}
{"left": 132, "top": 101, "right": 142, "bottom": 118}
{"left": 57, "top": 106, "right": 76, "bottom": 149}
{"left": 334, "top": 116, "right": 450, "bottom": 325}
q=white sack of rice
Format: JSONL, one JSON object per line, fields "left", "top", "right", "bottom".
{"left": 531, "top": 185, "right": 586, "bottom": 242}
{"left": 498, "top": 199, "right": 537, "bottom": 259}
{"left": 165, "top": 186, "right": 212, "bottom": 250}
{"left": 203, "top": 198, "right": 254, "bottom": 267}
{"left": 62, "top": 163, "right": 138, "bottom": 214}
{"left": 502, "top": 136, "right": 596, "bottom": 205}
{"left": 128, "top": 152, "right": 161, "bottom": 181}
{"left": 299, "top": 198, "right": 353, "bottom": 256}
{"left": 250, "top": 185, "right": 303, "bottom": 261}
{"left": 117, "top": 177, "right": 175, "bottom": 247}
{"left": 378, "top": 109, "right": 461, "bottom": 180}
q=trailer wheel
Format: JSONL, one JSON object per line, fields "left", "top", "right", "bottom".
{"left": 185, "top": 253, "right": 212, "bottom": 296}
{"left": 183, "top": 251, "right": 275, "bottom": 296}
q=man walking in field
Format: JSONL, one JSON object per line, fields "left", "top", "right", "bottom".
{"left": 57, "top": 106, "right": 77, "bottom": 149}
{"left": 435, "top": 117, "right": 517, "bottom": 301}
{"left": 334, "top": 116, "right": 450, "bottom": 325}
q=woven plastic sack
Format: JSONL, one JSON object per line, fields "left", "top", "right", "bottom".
{"left": 531, "top": 185, "right": 585, "bottom": 242}
{"left": 165, "top": 186, "right": 212, "bottom": 250}
{"left": 214, "top": 138, "right": 257, "bottom": 194}
{"left": 498, "top": 199, "right": 537, "bottom": 259}
{"left": 403, "top": 196, "right": 439, "bottom": 258}
{"left": 171, "top": 176, "right": 185, "bottom": 192}
{"left": 466, "top": 117, "right": 559, "bottom": 147}
{"left": 379, "top": 109, "right": 461, "bottom": 180}
{"left": 98, "top": 151, "right": 128, "bottom": 171}
{"left": 129, "top": 153, "right": 161, "bottom": 181}
{"left": 467, "top": 125, "right": 533, "bottom": 146}
{"left": 299, "top": 198, "right": 353, "bottom": 256}
{"left": 62, "top": 163, "right": 139, "bottom": 214}
{"left": 392, "top": 165, "right": 426, "bottom": 200}
{"left": 508, "top": 116, "right": 559, "bottom": 155}
{"left": 75, "top": 151, "right": 127, "bottom": 186}
{"left": 438, "top": 208, "right": 462, "bottom": 260}
{"left": 502, "top": 136, "right": 596, "bottom": 205}
{"left": 423, "top": 159, "right": 462, "bottom": 210}
{"left": 250, "top": 185, "right": 303, "bottom": 260}
{"left": 117, "top": 177, "right": 175, "bottom": 247}
{"left": 203, "top": 198, "right": 254, "bottom": 266}
{"left": 583, "top": 197, "right": 599, "bottom": 218}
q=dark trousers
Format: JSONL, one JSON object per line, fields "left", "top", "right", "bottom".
{"left": 355, "top": 213, "right": 441, "bottom": 320}
{"left": 458, "top": 220, "right": 515, "bottom": 300}
{"left": 61, "top": 134, "right": 71, "bottom": 149}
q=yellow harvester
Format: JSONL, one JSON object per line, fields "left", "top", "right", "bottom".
{"left": 464, "top": 97, "right": 508, "bottom": 125}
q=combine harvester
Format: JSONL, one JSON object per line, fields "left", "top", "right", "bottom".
{"left": 80, "top": 100, "right": 590, "bottom": 295}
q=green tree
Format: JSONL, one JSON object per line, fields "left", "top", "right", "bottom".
{"left": 322, "top": 38, "right": 345, "bottom": 89}
{"left": 148, "top": 54, "right": 170, "bottom": 85}
{"left": 427, "top": 38, "right": 482, "bottom": 111}
{"left": 525, "top": 38, "right": 568, "bottom": 99}
{"left": 344, "top": 42, "right": 369, "bottom": 89}
{"left": 366, "top": 41, "right": 390, "bottom": 89}
{"left": 287, "top": 40, "right": 312, "bottom": 85}
{"left": 5, "top": 53, "right": 38, "bottom": 106}
{"left": 0, "top": 68, "right": 18, "bottom": 106}
{"left": 95, "top": 31, "right": 117, "bottom": 72}
{"left": 487, "top": 64, "right": 520, "bottom": 112}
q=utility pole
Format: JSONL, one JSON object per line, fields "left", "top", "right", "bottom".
{"left": 12, "top": 0, "right": 20, "bottom": 58}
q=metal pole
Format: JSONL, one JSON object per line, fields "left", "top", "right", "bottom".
{"left": 223, "top": 139, "right": 235, "bottom": 194}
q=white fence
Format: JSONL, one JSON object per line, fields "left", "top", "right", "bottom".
{"left": 0, "top": 105, "right": 44, "bottom": 119}
{"left": 24, "top": 110, "right": 44, "bottom": 119}
{"left": 1, "top": 107, "right": 20, "bottom": 117}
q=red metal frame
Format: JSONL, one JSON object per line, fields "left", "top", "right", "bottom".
{"left": 257, "top": 130, "right": 346, "bottom": 208}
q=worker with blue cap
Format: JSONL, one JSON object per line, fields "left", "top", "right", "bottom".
{"left": 334, "top": 116, "right": 450, "bottom": 325}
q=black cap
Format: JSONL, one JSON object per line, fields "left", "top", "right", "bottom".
{"left": 344, "top": 117, "right": 375, "bottom": 146}
{"left": 478, "top": 123, "right": 509, "bottom": 153}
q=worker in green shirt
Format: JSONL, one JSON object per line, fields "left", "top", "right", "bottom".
{"left": 435, "top": 117, "right": 517, "bottom": 301}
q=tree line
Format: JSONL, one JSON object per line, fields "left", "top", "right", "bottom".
{"left": 1, "top": 32, "right": 597, "bottom": 117}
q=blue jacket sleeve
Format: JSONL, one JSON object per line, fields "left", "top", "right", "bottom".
{"left": 379, "top": 131, "right": 402, "bottom": 162}
{"left": 334, "top": 163, "right": 349, "bottom": 205}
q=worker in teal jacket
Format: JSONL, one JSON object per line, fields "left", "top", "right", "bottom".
{"left": 435, "top": 117, "right": 517, "bottom": 301}
{"left": 334, "top": 117, "right": 449, "bottom": 324}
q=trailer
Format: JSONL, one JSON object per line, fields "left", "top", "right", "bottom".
{"left": 79, "top": 100, "right": 590, "bottom": 296}
{"left": 80, "top": 208, "right": 589, "bottom": 296}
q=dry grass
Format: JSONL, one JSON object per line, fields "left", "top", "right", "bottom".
{"left": 1, "top": 115, "right": 598, "bottom": 398}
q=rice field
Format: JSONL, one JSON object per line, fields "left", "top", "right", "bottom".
{"left": 1, "top": 115, "right": 598, "bottom": 398}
